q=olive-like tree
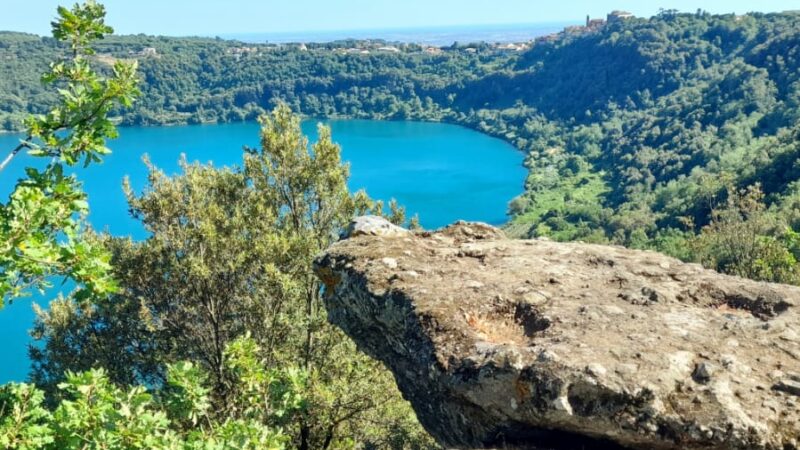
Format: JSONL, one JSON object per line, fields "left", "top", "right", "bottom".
{"left": 32, "top": 105, "right": 433, "bottom": 449}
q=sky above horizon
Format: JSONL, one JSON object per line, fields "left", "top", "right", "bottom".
{"left": 2, "top": 0, "right": 798, "bottom": 36}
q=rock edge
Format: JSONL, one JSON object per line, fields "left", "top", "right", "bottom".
{"left": 315, "top": 217, "right": 800, "bottom": 450}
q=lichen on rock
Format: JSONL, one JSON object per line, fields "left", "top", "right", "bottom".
{"left": 314, "top": 217, "right": 800, "bottom": 450}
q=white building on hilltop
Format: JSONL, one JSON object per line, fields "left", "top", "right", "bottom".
{"left": 608, "top": 11, "right": 634, "bottom": 23}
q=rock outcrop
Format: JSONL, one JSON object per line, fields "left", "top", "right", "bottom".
{"left": 314, "top": 217, "right": 800, "bottom": 450}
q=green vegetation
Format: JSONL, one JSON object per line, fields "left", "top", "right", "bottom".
{"left": 1, "top": 3, "right": 432, "bottom": 449}
{"left": 691, "top": 184, "right": 800, "bottom": 284}
{"left": 0, "top": 1, "right": 137, "bottom": 306}
{"left": 0, "top": 33, "right": 507, "bottom": 128}
{"left": 30, "top": 105, "right": 431, "bottom": 449}
{"left": 3, "top": 339, "right": 303, "bottom": 450}
{"left": 488, "top": 11, "right": 800, "bottom": 284}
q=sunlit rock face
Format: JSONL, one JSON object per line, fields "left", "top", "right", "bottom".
{"left": 315, "top": 217, "right": 800, "bottom": 450}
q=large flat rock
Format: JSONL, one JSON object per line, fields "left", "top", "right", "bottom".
{"left": 314, "top": 218, "right": 800, "bottom": 450}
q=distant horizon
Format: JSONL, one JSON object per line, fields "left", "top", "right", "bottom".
{"left": 2, "top": 0, "right": 799, "bottom": 37}
{"left": 219, "top": 21, "right": 577, "bottom": 45}
{"left": 222, "top": 20, "right": 575, "bottom": 36}
{"left": 4, "top": 9, "right": 800, "bottom": 46}
{"left": 0, "top": 20, "right": 578, "bottom": 40}
{"left": 0, "top": 21, "right": 580, "bottom": 48}
{"left": 0, "top": 21, "right": 574, "bottom": 47}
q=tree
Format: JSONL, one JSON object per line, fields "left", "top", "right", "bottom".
{"left": 691, "top": 184, "right": 800, "bottom": 284}
{"left": 32, "top": 105, "right": 434, "bottom": 449}
{"left": 0, "top": 0, "right": 138, "bottom": 306}
{"left": 2, "top": 336, "right": 302, "bottom": 450}
{"left": 242, "top": 105, "right": 427, "bottom": 450}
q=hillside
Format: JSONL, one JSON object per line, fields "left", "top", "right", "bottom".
{"left": 0, "top": 33, "right": 504, "bottom": 128}
{"left": 2, "top": 10, "right": 800, "bottom": 279}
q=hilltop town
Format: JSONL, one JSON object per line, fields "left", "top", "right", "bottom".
{"left": 537, "top": 10, "right": 634, "bottom": 43}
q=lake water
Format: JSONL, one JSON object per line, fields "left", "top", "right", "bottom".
{"left": 0, "top": 119, "right": 525, "bottom": 383}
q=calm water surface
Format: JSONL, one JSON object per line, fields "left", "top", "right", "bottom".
{"left": 0, "top": 119, "right": 525, "bottom": 382}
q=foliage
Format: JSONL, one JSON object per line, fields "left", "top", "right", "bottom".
{"left": 2, "top": 336, "right": 299, "bottom": 450}
{"left": 31, "top": 105, "right": 434, "bottom": 449}
{"left": 0, "top": 383, "right": 53, "bottom": 450}
{"left": 0, "top": 30, "right": 509, "bottom": 130}
{"left": 0, "top": 0, "right": 138, "bottom": 306}
{"left": 460, "top": 13, "right": 800, "bottom": 272}
{"left": 691, "top": 184, "right": 800, "bottom": 284}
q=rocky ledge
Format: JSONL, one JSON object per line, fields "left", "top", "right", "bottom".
{"left": 314, "top": 217, "right": 800, "bottom": 450}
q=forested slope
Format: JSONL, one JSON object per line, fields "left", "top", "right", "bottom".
{"left": 2, "top": 10, "right": 800, "bottom": 280}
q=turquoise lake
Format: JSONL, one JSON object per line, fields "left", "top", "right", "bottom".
{"left": 0, "top": 119, "right": 525, "bottom": 383}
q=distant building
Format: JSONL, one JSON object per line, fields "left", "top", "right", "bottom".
{"left": 536, "top": 33, "right": 559, "bottom": 43}
{"left": 495, "top": 42, "right": 527, "bottom": 52}
{"left": 585, "top": 15, "right": 606, "bottom": 29}
{"left": 139, "top": 47, "right": 158, "bottom": 57}
{"left": 129, "top": 47, "right": 158, "bottom": 58}
{"left": 607, "top": 10, "right": 634, "bottom": 22}
{"left": 424, "top": 46, "right": 442, "bottom": 55}
{"left": 298, "top": 43, "right": 308, "bottom": 51}
{"left": 377, "top": 46, "right": 400, "bottom": 53}
{"left": 563, "top": 25, "right": 585, "bottom": 35}
{"left": 228, "top": 46, "right": 258, "bottom": 55}
{"left": 226, "top": 46, "right": 261, "bottom": 60}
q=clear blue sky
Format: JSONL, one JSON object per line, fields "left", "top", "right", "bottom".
{"left": 2, "top": 0, "right": 798, "bottom": 36}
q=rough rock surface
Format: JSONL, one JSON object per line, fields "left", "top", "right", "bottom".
{"left": 314, "top": 217, "right": 800, "bottom": 450}
{"left": 344, "top": 215, "right": 410, "bottom": 239}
